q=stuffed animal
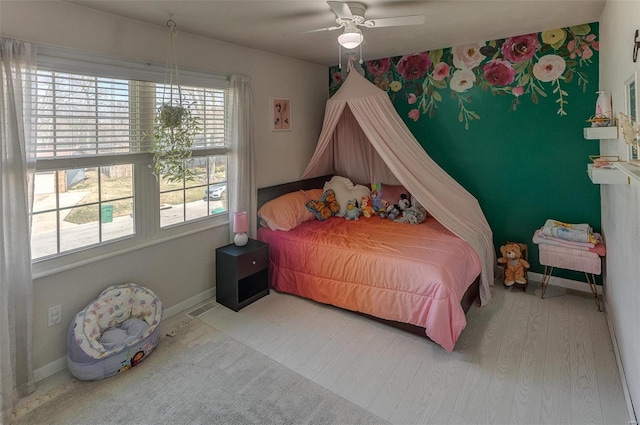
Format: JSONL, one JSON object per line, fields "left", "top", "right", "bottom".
{"left": 497, "top": 243, "right": 530, "bottom": 286}
{"left": 397, "top": 193, "right": 410, "bottom": 211}
{"left": 380, "top": 202, "right": 401, "bottom": 220}
{"left": 380, "top": 193, "right": 408, "bottom": 220}
{"left": 370, "top": 183, "right": 383, "bottom": 211}
{"left": 345, "top": 199, "right": 361, "bottom": 220}
{"left": 360, "top": 196, "right": 374, "bottom": 218}
{"left": 395, "top": 195, "right": 427, "bottom": 225}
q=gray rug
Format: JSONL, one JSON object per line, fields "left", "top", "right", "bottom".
{"left": 15, "top": 318, "right": 388, "bottom": 425}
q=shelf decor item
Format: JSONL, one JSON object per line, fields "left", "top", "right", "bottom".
{"left": 619, "top": 112, "right": 640, "bottom": 165}
{"left": 151, "top": 18, "right": 200, "bottom": 182}
{"left": 595, "top": 91, "right": 612, "bottom": 120}
{"left": 233, "top": 211, "right": 249, "bottom": 247}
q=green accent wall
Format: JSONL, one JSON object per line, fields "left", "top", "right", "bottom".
{"left": 329, "top": 23, "right": 601, "bottom": 282}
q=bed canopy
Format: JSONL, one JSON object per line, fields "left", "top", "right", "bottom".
{"left": 302, "top": 60, "right": 496, "bottom": 306}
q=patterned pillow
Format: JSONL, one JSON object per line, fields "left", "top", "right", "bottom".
{"left": 305, "top": 189, "right": 340, "bottom": 221}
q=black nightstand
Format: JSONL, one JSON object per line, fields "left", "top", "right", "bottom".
{"left": 215, "top": 239, "right": 269, "bottom": 311}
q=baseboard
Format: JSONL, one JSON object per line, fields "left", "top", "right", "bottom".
{"left": 604, "top": 297, "right": 638, "bottom": 423}
{"left": 33, "top": 287, "right": 216, "bottom": 383}
{"left": 161, "top": 287, "right": 215, "bottom": 320}
{"left": 33, "top": 357, "right": 67, "bottom": 383}
{"left": 528, "top": 272, "right": 603, "bottom": 294}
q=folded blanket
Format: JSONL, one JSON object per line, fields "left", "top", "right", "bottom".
{"left": 541, "top": 219, "right": 596, "bottom": 243}
{"left": 533, "top": 229, "right": 606, "bottom": 256}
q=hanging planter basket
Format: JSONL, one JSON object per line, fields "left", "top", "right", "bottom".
{"left": 151, "top": 19, "right": 200, "bottom": 182}
{"left": 159, "top": 103, "right": 188, "bottom": 129}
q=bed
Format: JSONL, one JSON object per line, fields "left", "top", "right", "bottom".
{"left": 256, "top": 175, "right": 482, "bottom": 352}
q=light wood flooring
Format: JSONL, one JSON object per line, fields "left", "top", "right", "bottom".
{"left": 198, "top": 282, "right": 630, "bottom": 425}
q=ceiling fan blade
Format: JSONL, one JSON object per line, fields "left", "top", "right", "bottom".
{"left": 327, "top": 1, "right": 353, "bottom": 20}
{"left": 296, "top": 25, "right": 343, "bottom": 34}
{"left": 365, "top": 15, "right": 425, "bottom": 28}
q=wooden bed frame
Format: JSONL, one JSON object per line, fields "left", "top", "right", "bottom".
{"left": 256, "top": 175, "right": 480, "bottom": 337}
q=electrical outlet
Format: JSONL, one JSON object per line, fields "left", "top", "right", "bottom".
{"left": 47, "top": 305, "right": 62, "bottom": 327}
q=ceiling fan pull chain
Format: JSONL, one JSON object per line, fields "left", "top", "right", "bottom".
{"left": 338, "top": 44, "right": 342, "bottom": 69}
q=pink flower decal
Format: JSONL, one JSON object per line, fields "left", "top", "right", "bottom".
{"left": 407, "top": 93, "right": 417, "bottom": 105}
{"left": 366, "top": 58, "right": 391, "bottom": 76}
{"left": 452, "top": 43, "right": 486, "bottom": 69}
{"left": 397, "top": 53, "right": 432, "bottom": 81}
{"left": 532, "top": 55, "right": 566, "bottom": 82}
{"left": 433, "top": 62, "right": 451, "bottom": 81}
{"left": 450, "top": 69, "right": 476, "bottom": 93}
{"left": 483, "top": 59, "right": 515, "bottom": 86}
{"left": 501, "top": 34, "right": 539, "bottom": 63}
{"left": 408, "top": 109, "right": 420, "bottom": 122}
{"left": 512, "top": 86, "right": 524, "bottom": 97}
{"left": 331, "top": 72, "right": 342, "bottom": 83}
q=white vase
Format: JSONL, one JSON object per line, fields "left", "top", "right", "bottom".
{"left": 595, "top": 91, "right": 612, "bottom": 119}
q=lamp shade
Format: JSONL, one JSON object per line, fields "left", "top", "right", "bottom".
{"left": 233, "top": 211, "right": 249, "bottom": 234}
{"left": 338, "top": 29, "right": 364, "bottom": 49}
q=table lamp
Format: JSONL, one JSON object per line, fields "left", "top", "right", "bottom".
{"left": 233, "top": 211, "right": 249, "bottom": 246}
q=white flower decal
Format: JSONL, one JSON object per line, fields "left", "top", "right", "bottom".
{"left": 533, "top": 54, "right": 567, "bottom": 82}
{"left": 452, "top": 43, "right": 486, "bottom": 69}
{"left": 450, "top": 69, "right": 476, "bottom": 93}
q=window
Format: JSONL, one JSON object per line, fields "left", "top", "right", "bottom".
{"left": 31, "top": 49, "right": 231, "bottom": 264}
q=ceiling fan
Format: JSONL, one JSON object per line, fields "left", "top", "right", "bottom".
{"left": 304, "top": 1, "right": 426, "bottom": 49}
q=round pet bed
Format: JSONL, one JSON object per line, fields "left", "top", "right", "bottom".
{"left": 67, "top": 283, "right": 163, "bottom": 381}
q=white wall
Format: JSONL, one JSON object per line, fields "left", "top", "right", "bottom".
{"left": 0, "top": 1, "right": 328, "bottom": 370}
{"left": 599, "top": 0, "right": 640, "bottom": 418}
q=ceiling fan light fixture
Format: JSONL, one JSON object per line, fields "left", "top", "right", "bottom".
{"left": 338, "top": 27, "right": 364, "bottom": 49}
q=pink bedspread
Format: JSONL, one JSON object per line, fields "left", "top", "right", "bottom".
{"left": 257, "top": 216, "right": 481, "bottom": 351}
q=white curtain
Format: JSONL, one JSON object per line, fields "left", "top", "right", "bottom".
{"left": 228, "top": 75, "right": 256, "bottom": 241}
{"left": 0, "top": 38, "right": 36, "bottom": 424}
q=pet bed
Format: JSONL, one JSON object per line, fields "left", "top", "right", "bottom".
{"left": 66, "top": 283, "right": 163, "bottom": 381}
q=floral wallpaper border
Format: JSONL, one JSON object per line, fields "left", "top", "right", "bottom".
{"left": 329, "top": 24, "right": 599, "bottom": 129}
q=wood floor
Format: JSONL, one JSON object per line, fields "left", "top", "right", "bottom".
{"left": 198, "top": 282, "right": 630, "bottom": 425}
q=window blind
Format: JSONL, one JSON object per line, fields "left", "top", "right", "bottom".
{"left": 35, "top": 48, "right": 230, "bottom": 159}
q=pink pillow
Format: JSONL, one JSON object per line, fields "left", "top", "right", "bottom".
{"left": 258, "top": 189, "right": 323, "bottom": 231}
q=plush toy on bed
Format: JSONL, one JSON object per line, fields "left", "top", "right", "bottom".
{"left": 345, "top": 199, "right": 361, "bottom": 220}
{"left": 360, "top": 196, "right": 374, "bottom": 218}
{"left": 395, "top": 195, "right": 427, "bottom": 225}
{"left": 397, "top": 193, "right": 410, "bottom": 211}
{"left": 370, "top": 183, "right": 383, "bottom": 211}
{"left": 380, "top": 202, "right": 401, "bottom": 220}
{"left": 498, "top": 242, "right": 530, "bottom": 287}
{"left": 379, "top": 193, "right": 408, "bottom": 220}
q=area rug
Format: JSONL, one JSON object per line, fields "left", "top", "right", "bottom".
{"left": 14, "top": 317, "right": 388, "bottom": 425}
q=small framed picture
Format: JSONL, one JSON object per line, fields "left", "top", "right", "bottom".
{"left": 624, "top": 72, "right": 639, "bottom": 160}
{"left": 272, "top": 98, "right": 291, "bottom": 131}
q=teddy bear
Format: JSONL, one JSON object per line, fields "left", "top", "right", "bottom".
{"left": 360, "top": 195, "right": 374, "bottom": 218}
{"left": 497, "top": 243, "right": 530, "bottom": 287}
{"left": 345, "top": 199, "right": 361, "bottom": 220}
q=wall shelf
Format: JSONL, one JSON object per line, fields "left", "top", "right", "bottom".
{"left": 584, "top": 126, "right": 618, "bottom": 140}
{"left": 587, "top": 164, "right": 629, "bottom": 184}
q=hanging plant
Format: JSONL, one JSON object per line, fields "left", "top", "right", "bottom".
{"left": 151, "top": 18, "right": 200, "bottom": 182}
{"left": 151, "top": 102, "right": 199, "bottom": 182}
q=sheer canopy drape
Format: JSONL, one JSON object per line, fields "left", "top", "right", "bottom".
{"left": 303, "top": 62, "right": 495, "bottom": 306}
{"left": 228, "top": 75, "right": 256, "bottom": 240}
{"left": 0, "top": 37, "right": 36, "bottom": 425}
